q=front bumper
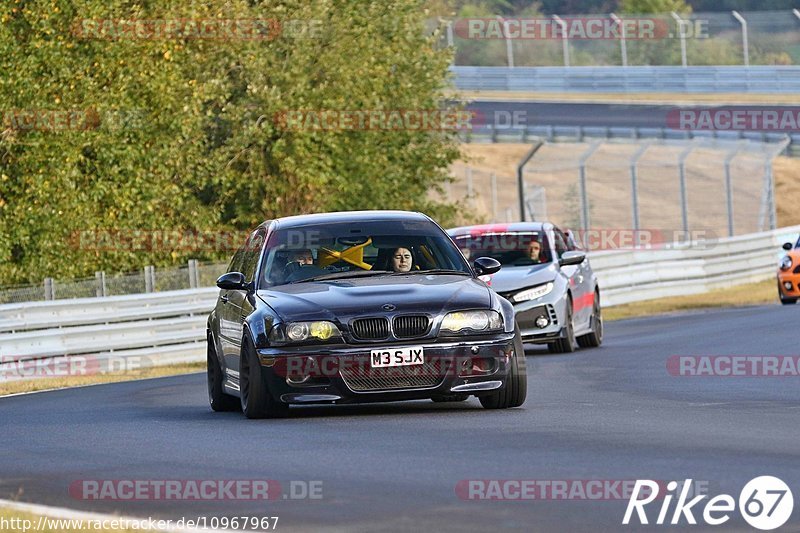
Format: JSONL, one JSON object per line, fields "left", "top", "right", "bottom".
{"left": 256, "top": 334, "right": 515, "bottom": 405}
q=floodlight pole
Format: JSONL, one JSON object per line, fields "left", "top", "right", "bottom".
{"left": 610, "top": 13, "right": 628, "bottom": 67}
{"left": 517, "top": 141, "right": 544, "bottom": 222}
{"left": 552, "top": 15, "right": 570, "bottom": 67}
{"left": 732, "top": 11, "right": 749, "bottom": 67}
{"left": 671, "top": 12, "right": 688, "bottom": 67}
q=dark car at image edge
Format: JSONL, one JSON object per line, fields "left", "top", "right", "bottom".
{"left": 207, "top": 210, "right": 527, "bottom": 419}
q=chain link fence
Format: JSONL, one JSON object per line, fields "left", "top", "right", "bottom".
{"left": 0, "top": 260, "right": 228, "bottom": 305}
{"left": 449, "top": 136, "right": 788, "bottom": 248}
{"left": 443, "top": 10, "right": 800, "bottom": 67}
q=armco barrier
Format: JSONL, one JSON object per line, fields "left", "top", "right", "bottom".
{"left": 451, "top": 66, "right": 800, "bottom": 94}
{"left": 0, "top": 225, "right": 797, "bottom": 372}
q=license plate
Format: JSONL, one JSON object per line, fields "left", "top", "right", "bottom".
{"left": 370, "top": 347, "right": 424, "bottom": 368}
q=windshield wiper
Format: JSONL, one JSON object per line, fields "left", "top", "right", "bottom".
{"left": 291, "top": 270, "right": 391, "bottom": 283}
{"left": 389, "top": 269, "right": 471, "bottom": 276}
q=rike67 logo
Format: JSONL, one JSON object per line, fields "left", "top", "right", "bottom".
{"left": 623, "top": 476, "right": 793, "bottom": 530}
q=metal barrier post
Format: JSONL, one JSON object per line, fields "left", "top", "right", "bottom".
{"left": 732, "top": 11, "right": 749, "bottom": 67}
{"left": 578, "top": 142, "right": 602, "bottom": 236}
{"left": 144, "top": 266, "right": 155, "bottom": 293}
{"left": 552, "top": 15, "right": 570, "bottom": 67}
{"left": 95, "top": 271, "right": 107, "bottom": 297}
{"left": 671, "top": 12, "right": 688, "bottom": 67}
{"left": 188, "top": 260, "right": 199, "bottom": 289}
{"left": 723, "top": 149, "right": 738, "bottom": 237}
{"left": 630, "top": 143, "right": 651, "bottom": 235}
{"left": 44, "top": 278, "right": 54, "bottom": 301}
{"left": 517, "top": 141, "right": 544, "bottom": 222}
{"left": 677, "top": 145, "right": 694, "bottom": 236}
{"left": 610, "top": 14, "right": 628, "bottom": 67}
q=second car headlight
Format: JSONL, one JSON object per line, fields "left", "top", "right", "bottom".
{"left": 780, "top": 256, "right": 793, "bottom": 271}
{"left": 440, "top": 310, "right": 502, "bottom": 334}
{"left": 269, "top": 321, "right": 342, "bottom": 344}
{"left": 512, "top": 282, "right": 554, "bottom": 303}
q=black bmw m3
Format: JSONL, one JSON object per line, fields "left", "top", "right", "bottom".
{"left": 207, "top": 210, "right": 527, "bottom": 418}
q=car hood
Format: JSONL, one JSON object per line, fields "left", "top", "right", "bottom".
{"left": 257, "top": 274, "right": 492, "bottom": 322}
{"left": 488, "top": 263, "right": 557, "bottom": 293}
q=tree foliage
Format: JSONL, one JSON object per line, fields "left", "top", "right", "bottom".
{"left": 0, "top": 0, "right": 463, "bottom": 284}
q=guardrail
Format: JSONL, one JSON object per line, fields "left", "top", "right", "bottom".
{"left": 1, "top": 225, "right": 797, "bottom": 373}
{"left": 451, "top": 66, "right": 800, "bottom": 93}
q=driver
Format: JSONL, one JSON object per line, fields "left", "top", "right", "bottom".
{"left": 390, "top": 247, "right": 413, "bottom": 273}
{"left": 289, "top": 249, "right": 314, "bottom": 266}
{"left": 527, "top": 239, "right": 542, "bottom": 264}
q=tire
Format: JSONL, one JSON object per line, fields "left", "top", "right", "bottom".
{"left": 431, "top": 394, "right": 469, "bottom": 403}
{"left": 239, "top": 334, "right": 289, "bottom": 419}
{"left": 577, "top": 291, "right": 603, "bottom": 348}
{"left": 480, "top": 324, "right": 527, "bottom": 409}
{"left": 779, "top": 282, "right": 797, "bottom": 305}
{"left": 550, "top": 296, "right": 576, "bottom": 353}
{"left": 207, "top": 335, "right": 240, "bottom": 412}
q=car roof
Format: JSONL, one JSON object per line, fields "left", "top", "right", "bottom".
{"left": 447, "top": 222, "right": 552, "bottom": 234}
{"left": 268, "top": 210, "right": 430, "bottom": 230}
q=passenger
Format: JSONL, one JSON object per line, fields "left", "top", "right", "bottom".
{"left": 390, "top": 247, "right": 413, "bottom": 273}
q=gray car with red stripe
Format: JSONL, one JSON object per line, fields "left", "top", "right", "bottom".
{"left": 448, "top": 223, "right": 602, "bottom": 353}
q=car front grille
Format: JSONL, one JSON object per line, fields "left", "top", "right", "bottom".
{"left": 339, "top": 359, "right": 444, "bottom": 392}
{"left": 393, "top": 315, "right": 430, "bottom": 338}
{"left": 350, "top": 318, "right": 389, "bottom": 341}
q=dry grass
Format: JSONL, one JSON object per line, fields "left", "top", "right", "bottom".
{"left": 0, "top": 362, "right": 204, "bottom": 397}
{"left": 603, "top": 279, "right": 777, "bottom": 322}
{"left": 453, "top": 91, "right": 800, "bottom": 105}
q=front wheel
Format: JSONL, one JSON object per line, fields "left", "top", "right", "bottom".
{"left": 480, "top": 325, "right": 527, "bottom": 409}
{"left": 549, "top": 297, "right": 576, "bottom": 353}
{"left": 207, "top": 335, "right": 240, "bottom": 412}
{"left": 577, "top": 291, "right": 603, "bottom": 348}
{"left": 239, "top": 335, "right": 289, "bottom": 419}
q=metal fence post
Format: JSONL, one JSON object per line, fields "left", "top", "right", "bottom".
{"left": 144, "top": 266, "right": 155, "bottom": 293}
{"left": 677, "top": 145, "right": 694, "bottom": 236}
{"left": 630, "top": 143, "right": 651, "bottom": 235}
{"left": 490, "top": 173, "right": 498, "bottom": 222}
{"left": 95, "top": 271, "right": 107, "bottom": 297}
{"left": 498, "top": 16, "right": 514, "bottom": 68}
{"left": 732, "top": 11, "right": 749, "bottom": 67}
{"left": 671, "top": 12, "right": 688, "bottom": 67}
{"left": 578, "top": 142, "right": 602, "bottom": 236}
{"left": 517, "top": 141, "right": 544, "bottom": 222}
{"left": 44, "top": 278, "right": 54, "bottom": 301}
{"left": 552, "top": 15, "right": 570, "bottom": 67}
{"left": 188, "top": 260, "right": 199, "bottom": 289}
{"left": 611, "top": 14, "right": 628, "bottom": 67}
{"left": 723, "top": 149, "right": 738, "bottom": 237}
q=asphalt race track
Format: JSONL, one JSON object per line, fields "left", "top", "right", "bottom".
{"left": 1, "top": 305, "right": 799, "bottom": 532}
{"left": 463, "top": 100, "right": 791, "bottom": 131}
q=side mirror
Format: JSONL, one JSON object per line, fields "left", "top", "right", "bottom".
{"left": 473, "top": 257, "right": 501, "bottom": 276}
{"left": 217, "top": 271, "right": 248, "bottom": 291}
{"left": 559, "top": 250, "right": 586, "bottom": 267}
{"left": 783, "top": 242, "right": 793, "bottom": 251}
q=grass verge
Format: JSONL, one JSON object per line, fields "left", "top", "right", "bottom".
{"left": 604, "top": 278, "right": 778, "bottom": 322}
{"left": 0, "top": 362, "right": 204, "bottom": 397}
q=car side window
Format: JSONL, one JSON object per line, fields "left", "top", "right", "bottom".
{"left": 240, "top": 229, "right": 266, "bottom": 283}
{"left": 227, "top": 248, "right": 245, "bottom": 274}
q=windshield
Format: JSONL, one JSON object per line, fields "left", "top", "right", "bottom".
{"left": 450, "top": 231, "right": 552, "bottom": 267}
{"left": 260, "top": 219, "right": 471, "bottom": 286}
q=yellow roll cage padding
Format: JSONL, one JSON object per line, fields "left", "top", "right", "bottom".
{"left": 317, "top": 238, "right": 374, "bottom": 270}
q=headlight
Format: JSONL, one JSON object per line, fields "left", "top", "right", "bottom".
{"left": 440, "top": 310, "right": 503, "bottom": 334}
{"left": 780, "top": 256, "right": 793, "bottom": 271}
{"left": 269, "top": 321, "right": 341, "bottom": 344}
{"left": 512, "top": 282, "right": 554, "bottom": 303}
